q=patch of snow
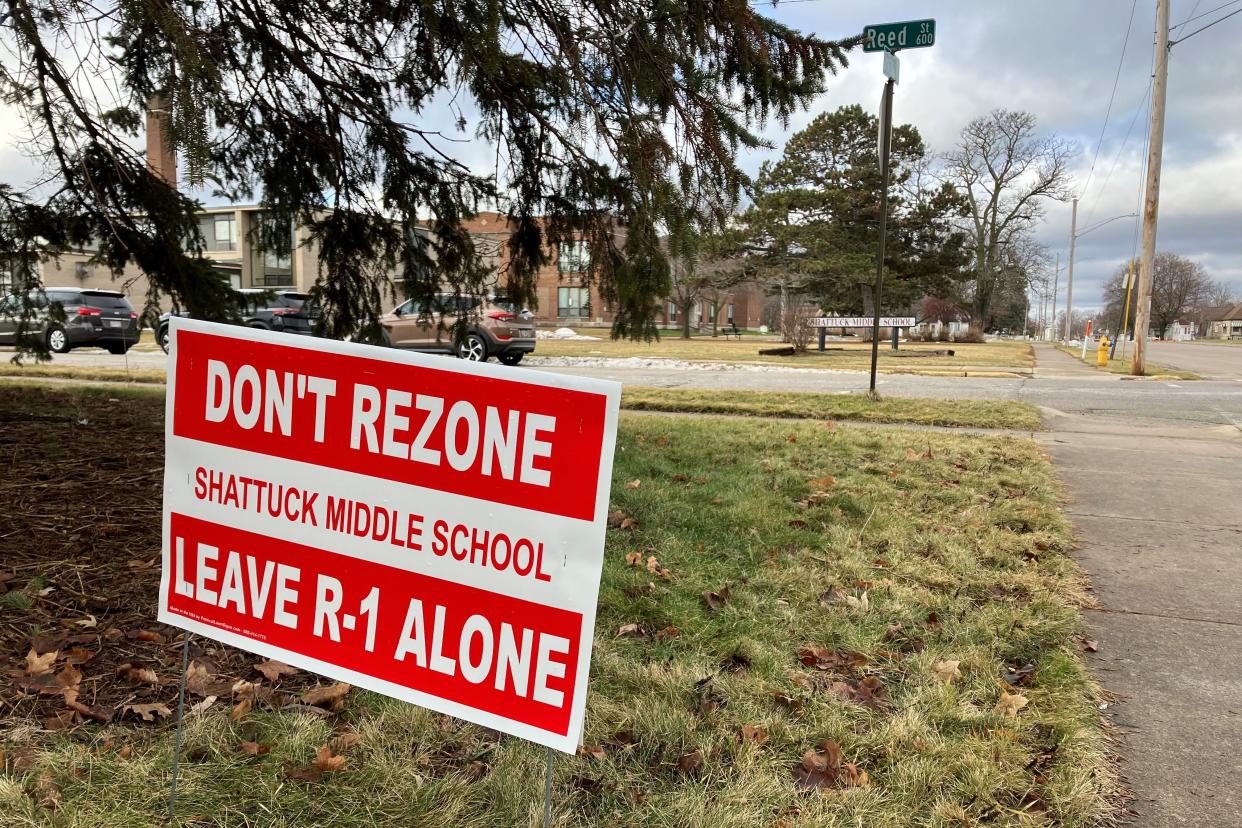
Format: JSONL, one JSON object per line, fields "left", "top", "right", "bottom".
{"left": 537, "top": 327, "right": 602, "bottom": 341}
{"left": 524, "top": 355, "right": 856, "bottom": 374}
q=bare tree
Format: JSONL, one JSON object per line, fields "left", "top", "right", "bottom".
{"left": 1102, "top": 253, "right": 1214, "bottom": 337}
{"left": 944, "top": 110, "right": 1073, "bottom": 327}
{"left": 1204, "top": 279, "right": 1237, "bottom": 308}
{"left": 667, "top": 256, "right": 705, "bottom": 340}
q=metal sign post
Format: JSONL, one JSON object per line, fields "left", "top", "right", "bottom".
{"left": 862, "top": 18, "right": 935, "bottom": 394}
{"left": 868, "top": 60, "right": 896, "bottom": 395}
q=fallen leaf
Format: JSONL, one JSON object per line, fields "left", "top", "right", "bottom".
{"left": 619, "top": 518, "right": 639, "bottom": 531}
{"left": 773, "top": 692, "right": 804, "bottom": 713}
{"left": 231, "top": 697, "right": 252, "bottom": 722}
{"left": 607, "top": 510, "right": 626, "bottom": 527}
{"left": 1003, "top": 662, "right": 1037, "bottom": 687}
{"left": 240, "top": 741, "right": 271, "bottom": 756}
{"left": 128, "top": 630, "right": 166, "bottom": 644}
{"left": 25, "top": 649, "right": 58, "bottom": 676}
{"left": 786, "top": 434, "right": 797, "bottom": 443}
{"left": 740, "top": 724, "right": 768, "bottom": 744}
{"left": 312, "top": 745, "right": 346, "bottom": 773}
{"left": 301, "top": 682, "right": 352, "bottom": 707}
{"left": 994, "top": 692, "right": 1029, "bottom": 719}
{"left": 125, "top": 703, "right": 171, "bottom": 722}
{"left": 808, "top": 476, "right": 836, "bottom": 489}
{"left": 625, "top": 479, "right": 641, "bottom": 489}
{"left": 787, "top": 519, "right": 808, "bottom": 529}
{"left": 116, "top": 663, "right": 159, "bottom": 685}
{"left": 117, "top": 745, "right": 133, "bottom": 760}
{"left": 932, "top": 660, "right": 961, "bottom": 684}
{"left": 844, "top": 591, "right": 870, "bottom": 612}
{"left": 793, "top": 739, "right": 845, "bottom": 790}
{"left": 645, "top": 555, "right": 660, "bottom": 573}
{"left": 35, "top": 770, "right": 61, "bottom": 810}
{"left": 186, "top": 662, "right": 232, "bottom": 697}
{"left": 62, "top": 689, "right": 111, "bottom": 722}
{"left": 330, "top": 732, "right": 362, "bottom": 753}
{"left": 73, "top": 616, "right": 97, "bottom": 629}
{"left": 255, "top": 660, "right": 298, "bottom": 683}
{"left": 189, "top": 696, "right": 217, "bottom": 716}
{"left": 63, "top": 647, "right": 96, "bottom": 666}
{"left": 676, "top": 748, "right": 703, "bottom": 775}
{"left": 702, "top": 584, "right": 731, "bottom": 610}
{"left": 579, "top": 744, "right": 606, "bottom": 760}
{"left": 625, "top": 551, "right": 643, "bottom": 566}
{"left": 796, "top": 646, "right": 868, "bottom": 672}
{"left": 616, "top": 623, "right": 644, "bottom": 638}
{"left": 1080, "top": 638, "right": 1099, "bottom": 653}
{"left": 654, "top": 626, "right": 680, "bottom": 641}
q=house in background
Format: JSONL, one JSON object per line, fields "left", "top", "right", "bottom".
{"left": 456, "top": 211, "right": 765, "bottom": 330}
{"left": 1199, "top": 303, "right": 1242, "bottom": 339}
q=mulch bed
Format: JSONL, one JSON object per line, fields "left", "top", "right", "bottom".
{"left": 1, "top": 386, "right": 335, "bottom": 733}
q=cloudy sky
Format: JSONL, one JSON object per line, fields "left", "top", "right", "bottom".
{"left": 2, "top": 0, "right": 1239, "bottom": 314}
{"left": 748, "top": 0, "right": 1242, "bottom": 314}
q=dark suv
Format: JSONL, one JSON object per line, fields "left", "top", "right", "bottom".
{"left": 157, "top": 289, "right": 317, "bottom": 353}
{"left": 0, "top": 288, "right": 139, "bottom": 354}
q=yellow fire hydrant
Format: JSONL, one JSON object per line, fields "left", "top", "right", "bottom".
{"left": 1097, "top": 335, "right": 1111, "bottom": 366}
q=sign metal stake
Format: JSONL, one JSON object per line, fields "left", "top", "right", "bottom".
{"left": 543, "top": 747, "right": 555, "bottom": 827}
{"left": 167, "top": 631, "right": 193, "bottom": 824}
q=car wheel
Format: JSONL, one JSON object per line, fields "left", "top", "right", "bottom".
{"left": 157, "top": 325, "right": 170, "bottom": 354}
{"left": 46, "top": 326, "right": 70, "bottom": 354}
{"left": 105, "top": 342, "right": 132, "bottom": 355}
{"left": 498, "top": 352, "right": 524, "bottom": 366}
{"left": 457, "top": 333, "right": 488, "bottom": 362}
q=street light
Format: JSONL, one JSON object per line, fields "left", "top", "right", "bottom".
{"left": 1062, "top": 202, "right": 1139, "bottom": 342}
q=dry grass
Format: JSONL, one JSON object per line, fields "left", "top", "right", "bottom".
{"left": 1052, "top": 344, "right": 1199, "bottom": 380}
{"left": 0, "top": 389, "right": 1117, "bottom": 827}
{"left": 621, "top": 387, "right": 1042, "bottom": 431}
{"left": 537, "top": 332, "right": 1035, "bottom": 372}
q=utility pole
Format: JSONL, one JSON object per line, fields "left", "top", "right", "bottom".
{"left": 1063, "top": 198, "right": 1078, "bottom": 342}
{"left": 1133, "top": 0, "right": 1170, "bottom": 375}
{"left": 1049, "top": 252, "right": 1060, "bottom": 342}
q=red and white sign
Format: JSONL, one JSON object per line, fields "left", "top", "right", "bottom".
{"left": 159, "top": 318, "right": 620, "bottom": 753}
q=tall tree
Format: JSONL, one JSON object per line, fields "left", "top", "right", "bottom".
{"left": 1102, "top": 253, "right": 1213, "bottom": 337}
{"left": 944, "top": 110, "right": 1073, "bottom": 327}
{"left": 732, "top": 104, "right": 967, "bottom": 315}
{"left": 0, "top": 0, "right": 857, "bottom": 350}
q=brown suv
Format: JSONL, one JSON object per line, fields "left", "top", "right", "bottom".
{"left": 377, "top": 294, "right": 536, "bottom": 365}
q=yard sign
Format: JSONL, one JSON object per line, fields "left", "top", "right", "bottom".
{"left": 159, "top": 318, "right": 620, "bottom": 753}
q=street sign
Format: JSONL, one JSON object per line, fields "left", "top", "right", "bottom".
{"left": 863, "top": 19, "right": 936, "bottom": 53}
{"left": 159, "top": 318, "right": 620, "bottom": 754}
{"left": 883, "top": 50, "right": 900, "bottom": 84}
{"left": 811, "top": 317, "right": 915, "bottom": 328}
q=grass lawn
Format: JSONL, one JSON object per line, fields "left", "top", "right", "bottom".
{"left": 0, "top": 362, "right": 167, "bottom": 384}
{"left": 621, "top": 387, "right": 1042, "bottom": 431}
{"left": 1052, "top": 344, "right": 1199, "bottom": 380}
{"left": 537, "top": 333, "right": 1034, "bottom": 373}
{"left": 0, "top": 387, "right": 1115, "bottom": 827}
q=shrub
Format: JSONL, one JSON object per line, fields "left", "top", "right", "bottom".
{"left": 954, "top": 327, "right": 985, "bottom": 344}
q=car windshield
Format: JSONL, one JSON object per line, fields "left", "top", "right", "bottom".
{"left": 81, "top": 292, "right": 133, "bottom": 310}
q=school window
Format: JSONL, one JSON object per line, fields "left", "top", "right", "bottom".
{"left": 727, "top": 303, "right": 734, "bottom": 324}
{"left": 557, "top": 287, "right": 591, "bottom": 318}
{"left": 558, "top": 240, "right": 590, "bottom": 274}
{"left": 667, "top": 302, "right": 677, "bottom": 322}
{"left": 706, "top": 303, "right": 716, "bottom": 322}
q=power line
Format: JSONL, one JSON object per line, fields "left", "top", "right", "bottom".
{"left": 1172, "top": 0, "right": 1242, "bottom": 30}
{"left": 1080, "top": 0, "right": 1139, "bottom": 201}
{"left": 1086, "top": 79, "right": 1152, "bottom": 224}
{"left": 1170, "top": 5, "right": 1242, "bottom": 43}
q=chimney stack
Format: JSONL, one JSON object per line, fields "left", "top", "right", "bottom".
{"left": 145, "top": 94, "right": 177, "bottom": 188}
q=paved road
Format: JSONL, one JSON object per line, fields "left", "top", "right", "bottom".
{"left": 1145, "top": 341, "right": 1242, "bottom": 380}
{"left": 9, "top": 345, "right": 1242, "bottom": 431}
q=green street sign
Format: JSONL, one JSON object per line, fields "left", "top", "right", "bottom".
{"left": 862, "top": 19, "right": 935, "bottom": 53}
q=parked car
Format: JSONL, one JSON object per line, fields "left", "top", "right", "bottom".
{"left": 0, "top": 288, "right": 139, "bottom": 354}
{"left": 377, "top": 293, "right": 536, "bottom": 364}
{"left": 157, "top": 289, "right": 317, "bottom": 353}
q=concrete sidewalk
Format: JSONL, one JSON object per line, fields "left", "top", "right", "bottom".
{"left": 1038, "top": 411, "right": 1242, "bottom": 825}
{"left": 1032, "top": 341, "right": 1112, "bottom": 378}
